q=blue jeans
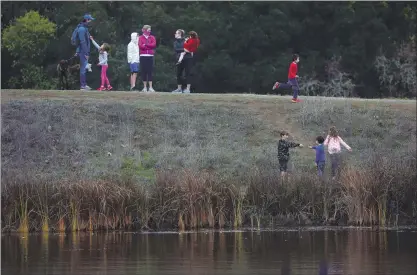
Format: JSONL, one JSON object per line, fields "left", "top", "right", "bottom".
{"left": 317, "top": 161, "right": 325, "bottom": 177}
{"left": 79, "top": 53, "right": 88, "bottom": 87}
{"left": 278, "top": 78, "right": 299, "bottom": 99}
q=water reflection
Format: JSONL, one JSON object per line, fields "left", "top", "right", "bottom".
{"left": 2, "top": 229, "right": 417, "bottom": 275}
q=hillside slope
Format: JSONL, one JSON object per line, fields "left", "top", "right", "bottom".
{"left": 2, "top": 89, "right": 416, "bottom": 179}
{"left": 1, "top": 89, "right": 416, "bottom": 231}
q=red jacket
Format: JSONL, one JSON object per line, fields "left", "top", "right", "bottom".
{"left": 138, "top": 35, "right": 156, "bottom": 55}
{"left": 184, "top": 38, "right": 200, "bottom": 53}
{"left": 288, "top": 62, "right": 298, "bottom": 79}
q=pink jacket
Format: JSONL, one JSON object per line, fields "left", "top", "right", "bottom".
{"left": 324, "top": 135, "right": 351, "bottom": 154}
{"left": 138, "top": 35, "right": 156, "bottom": 55}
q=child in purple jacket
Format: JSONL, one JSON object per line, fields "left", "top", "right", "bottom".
{"left": 309, "top": 136, "right": 326, "bottom": 177}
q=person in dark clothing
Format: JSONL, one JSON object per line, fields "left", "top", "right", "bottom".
{"left": 172, "top": 29, "right": 194, "bottom": 94}
{"left": 277, "top": 131, "right": 303, "bottom": 178}
{"left": 74, "top": 13, "right": 95, "bottom": 90}
{"left": 172, "top": 29, "right": 185, "bottom": 92}
{"left": 177, "top": 31, "right": 200, "bottom": 64}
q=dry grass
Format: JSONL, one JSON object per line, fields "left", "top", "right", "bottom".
{"left": 1, "top": 89, "right": 416, "bottom": 232}
{"left": 1, "top": 162, "right": 415, "bottom": 232}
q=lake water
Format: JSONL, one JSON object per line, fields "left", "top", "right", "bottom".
{"left": 2, "top": 229, "right": 417, "bottom": 275}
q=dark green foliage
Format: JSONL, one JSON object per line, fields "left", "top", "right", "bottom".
{"left": 1, "top": 1, "right": 416, "bottom": 97}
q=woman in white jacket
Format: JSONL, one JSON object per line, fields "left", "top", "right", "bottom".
{"left": 127, "top": 32, "right": 140, "bottom": 91}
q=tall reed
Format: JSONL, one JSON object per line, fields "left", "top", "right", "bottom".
{"left": 1, "top": 157, "right": 416, "bottom": 232}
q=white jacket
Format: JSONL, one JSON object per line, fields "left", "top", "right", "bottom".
{"left": 127, "top": 32, "right": 140, "bottom": 64}
{"left": 324, "top": 135, "right": 352, "bottom": 154}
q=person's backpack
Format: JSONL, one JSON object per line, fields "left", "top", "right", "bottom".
{"left": 71, "top": 26, "right": 80, "bottom": 46}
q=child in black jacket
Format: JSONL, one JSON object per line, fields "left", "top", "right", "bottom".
{"left": 278, "top": 131, "right": 303, "bottom": 178}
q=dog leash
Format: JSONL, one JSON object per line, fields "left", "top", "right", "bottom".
{"left": 64, "top": 53, "right": 79, "bottom": 63}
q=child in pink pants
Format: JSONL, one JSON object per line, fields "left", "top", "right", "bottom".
{"left": 90, "top": 36, "right": 112, "bottom": 91}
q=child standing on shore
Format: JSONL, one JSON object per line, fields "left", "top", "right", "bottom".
{"left": 309, "top": 136, "right": 326, "bottom": 178}
{"left": 90, "top": 36, "right": 112, "bottom": 91}
{"left": 176, "top": 31, "right": 200, "bottom": 65}
{"left": 272, "top": 54, "right": 301, "bottom": 103}
{"left": 324, "top": 126, "right": 352, "bottom": 179}
{"left": 278, "top": 131, "right": 303, "bottom": 178}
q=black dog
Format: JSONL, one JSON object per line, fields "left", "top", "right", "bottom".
{"left": 57, "top": 55, "right": 80, "bottom": 90}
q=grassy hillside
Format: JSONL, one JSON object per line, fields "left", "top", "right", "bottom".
{"left": 1, "top": 90, "right": 416, "bottom": 232}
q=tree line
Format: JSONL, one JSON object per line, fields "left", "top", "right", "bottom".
{"left": 1, "top": 1, "right": 416, "bottom": 98}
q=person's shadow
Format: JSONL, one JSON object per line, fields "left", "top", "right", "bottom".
{"left": 318, "top": 260, "right": 329, "bottom": 275}
{"left": 280, "top": 258, "right": 328, "bottom": 275}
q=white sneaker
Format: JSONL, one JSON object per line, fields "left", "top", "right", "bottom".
{"left": 183, "top": 89, "right": 190, "bottom": 94}
{"left": 141, "top": 88, "right": 147, "bottom": 93}
{"left": 80, "top": 85, "right": 92, "bottom": 91}
{"left": 148, "top": 88, "right": 155, "bottom": 93}
{"left": 172, "top": 88, "right": 182, "bottom": 94}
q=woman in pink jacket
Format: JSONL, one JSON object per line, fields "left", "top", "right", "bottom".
{"left": 138, "top": 25, "right": 157, "bottom": 92}
{"left": 324, "top": 126, "right": 352, "bottom": 179}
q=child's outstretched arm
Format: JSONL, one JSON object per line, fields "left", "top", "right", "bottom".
{"left": 339, "top": 137, "right": 352, "bottom": 151}
{"left": 90, "top": 37, "right": 101, "bottom": 50}
{"left": 288, "top": 141, "right": 303, "bottom": 148}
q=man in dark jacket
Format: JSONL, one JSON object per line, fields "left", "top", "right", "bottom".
{"left": 171, "top": 29, "right": 193, "bottom": 94}
{"left": 75, "top": 13, "right": 94, "bottom": 90}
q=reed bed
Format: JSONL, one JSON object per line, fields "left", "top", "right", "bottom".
{"left": 2, "top": 156, "right": 415, "bottom": 233}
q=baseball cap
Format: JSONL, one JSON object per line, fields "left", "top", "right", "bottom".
{"left": 84, "top": 13, "right": 95, "bottom": 20}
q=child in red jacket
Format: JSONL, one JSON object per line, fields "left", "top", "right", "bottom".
{"left": 272, "top": 54, "right": 301, "bottom": 103}
{"left": 177, "top": 31, "right": 200, "bottom": 65}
